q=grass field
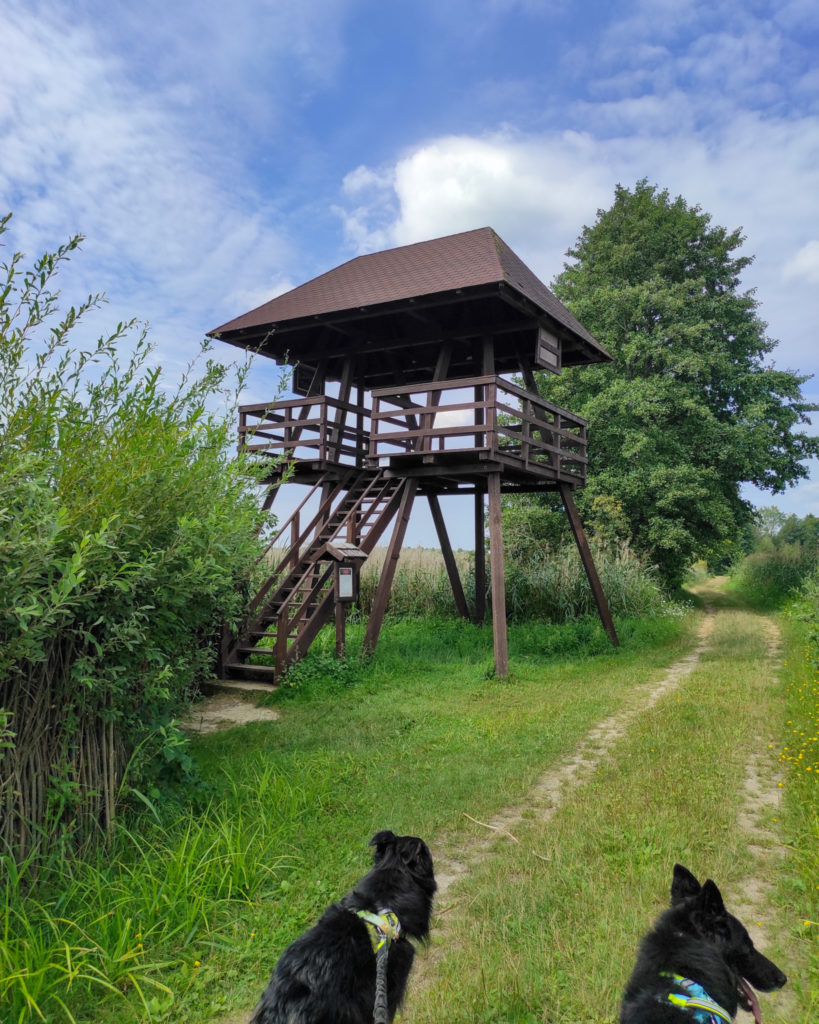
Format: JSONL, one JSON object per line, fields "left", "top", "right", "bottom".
{"left": 2, "top": 583, "right": 817, "bottom": 1023}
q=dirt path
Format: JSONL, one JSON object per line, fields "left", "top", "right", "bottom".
{"left": 430, "top": 609, "right": 717, "bottom": 904}
{"left": 180, "top": 691, "right": 280, "bottom": 735}
{"left": 211, "top": 593, "right": 793, "bottom": 1023}
{"left": 407, "top": 591, "right": 793, "bottom": 1020}
{"left": 731, "top": 614, "right": 794, "bottom": 1022}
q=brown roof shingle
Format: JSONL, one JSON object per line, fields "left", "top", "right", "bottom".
{"left": 210, "top": 227, "right": 609, "bottom": 386}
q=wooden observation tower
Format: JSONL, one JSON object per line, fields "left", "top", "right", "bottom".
{"left": 210, "top": 227, "right": 618, "bottom": 683}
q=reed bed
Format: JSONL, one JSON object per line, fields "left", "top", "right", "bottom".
{"left": 355, "top": 542, "right": 668, "bottom": 622}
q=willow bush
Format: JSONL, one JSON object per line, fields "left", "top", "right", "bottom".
{"left": 0, "top": 215, "right": 270, "bottom": 860}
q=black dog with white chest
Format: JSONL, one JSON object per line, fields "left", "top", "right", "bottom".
{"left": 620, "top": 864, "right": 786, "bottom": 1023}
{"left": 250, "top": 830, "right": 436, "bottom": 1024}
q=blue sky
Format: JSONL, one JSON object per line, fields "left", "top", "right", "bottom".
{"left": 2, "top": 0, "right": 817, "bottom": 546}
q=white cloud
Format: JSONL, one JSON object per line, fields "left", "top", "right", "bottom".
{"left": 783, "top": 241, "right": 819, "bottom": 285}
{"left": 335, "top": 105, "right": 819, "bottom": 373}
{"left": 337, "top": 130, "right": 614, "bottom": 279}
{"left": 0, "top": 1, "right": 296, "bottom": 366}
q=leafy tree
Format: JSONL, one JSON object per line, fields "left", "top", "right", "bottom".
{"left": 536, "top": 181, "right": 818, "bottom": 588}
{"left": 777, "top": 513, "right": 819, "bottom": 550}
{"left": 755, "top": 505, "right": 788, "bottom": 538}
{"left": 0, "top": 214, "right": 272, "bottom": 858}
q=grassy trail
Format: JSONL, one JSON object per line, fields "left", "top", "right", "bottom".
{"left": 6, "top": 584, "right": 813, "bottom": 1024}
{"left": 401, "top": 581, "right": 805, "bottom": 1023}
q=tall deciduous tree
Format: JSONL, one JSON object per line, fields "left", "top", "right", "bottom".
{"left": 539, "top": 181, "right": 818, "bottom": 587}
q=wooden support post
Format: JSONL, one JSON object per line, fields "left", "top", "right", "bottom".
{"left": 474, "top": 489, "right": 486, "bottom": 624}
{"left": 521, "top": 366, "right": 539, "bottom": 395}
{"left": 330, "top": 356, "right": 355, "bottom": 460}
{"left": 428, "top": 494, "right": 469, "bottom": 619}
{"left": 472, "top": 333, "right": 495, "bottom": 626}
{"left": 487, "top": 473, "right": 509, "bottom": 677}
{"left": 355, "top": 386, "right": 365, "bottom": 469}
{"left": 275, "top": 606, "right": 289, "bottom": 677}
{"left": 320, "top": 356, "right": 355, "bottom": 509}
{"left": 363, "top": 479, "right": 418, "bottom": 655}
{"left": 419, "top": 342, "right": 453, "bottom": 452}
{"left": 558, "top": 483, "right": 619, "bottom": 647}
{"left": 521, "top": 365, "right": 557, "bottom": 469}
{"left": 335, "top": 600, "right": 346, "bottom": 658}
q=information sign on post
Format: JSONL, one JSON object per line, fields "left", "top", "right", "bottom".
{"left": 337, "top": 565, "right": 355, "bottom": 602}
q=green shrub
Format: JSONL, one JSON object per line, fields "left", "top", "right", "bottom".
{"left": 0, "top": 215, "right": 271, "bottom": 859}
{"left": 729, "top": 544, "right": 818, "bottom": 609}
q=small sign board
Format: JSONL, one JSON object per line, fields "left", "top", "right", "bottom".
{"left": 535, "top": 326, "right": 561, "bottom": 374}
{"left": 337, "top": 565, "right": 355, "bottom": 602}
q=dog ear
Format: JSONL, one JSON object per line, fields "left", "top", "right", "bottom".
{"left": 398, "top": 837, "right": 430, "bottom": 874}
{"left": 671, "top": 864, "right": 701, "bottom": 904}
{"left": 699, "top": 879, "right": 726, "bottom": 917}
{"left": 369, "top": 830, "right": 397, "bottom": 862}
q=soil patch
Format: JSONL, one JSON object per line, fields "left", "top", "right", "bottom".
{"left": 180, "top": 693, "right": 280, "bottom": 735}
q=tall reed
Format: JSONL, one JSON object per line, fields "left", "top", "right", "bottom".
{"left": 730, "top": 543, "right": 818, "bottom": 608}
{"left": 357, "top": 541, "right": 667, "bottom": 622}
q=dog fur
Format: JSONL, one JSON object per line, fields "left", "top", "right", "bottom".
{"left": 249, "top": 830, "right": 436, "bottom": 1024}
{"left": 620, "top": 864, "right": 786, "bottom": 1023}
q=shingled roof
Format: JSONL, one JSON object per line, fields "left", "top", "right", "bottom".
{"left": 210, "top": 227, "right": 609, "bottom": 389}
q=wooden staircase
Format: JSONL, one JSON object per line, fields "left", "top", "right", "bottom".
{"left": 221, "top": 468, "right": 409, "bottom": 683}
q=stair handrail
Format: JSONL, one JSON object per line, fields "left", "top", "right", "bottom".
{"left": 252, "top": 471, "right": 399, "bottom": 630}
{"left": 254, "top": 480, "right": 324, "bottom": 567}
{"left": 258, "top": 469, "right": 391, "bottom": 625}
{"left": 246, "top": 474, "right": 353, "bottom": 618}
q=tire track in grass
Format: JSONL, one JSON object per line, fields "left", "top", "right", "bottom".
{"left": 415, "top": 601, "right": 796, "bottom": 1022}
{"left": 429, "top": 610, "right": 716, "bottom": 907}
{"left": 410, "top": 607, "right": 717, "bottom": 994}
{"left": 731, "top": 615, "right": 795, "bottom": 1024}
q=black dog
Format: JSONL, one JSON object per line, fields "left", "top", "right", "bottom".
{"left": 620, "top": 864, "right": 786, "bottom": 1023}
{"left": 250, "top": 830, "right": 436, "bottom": 1024}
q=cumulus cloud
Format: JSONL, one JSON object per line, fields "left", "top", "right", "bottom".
{"left": 783, "top": 241, "right": 819, "bottom": 285}
{"left": 0, "top": 1, "right": 318, "bottom": 373}
{"left": 337, "top": 131, "right": 616, "bottom": 281}
{"left": 335, "top": 113, "right": 819, "bottom": 316}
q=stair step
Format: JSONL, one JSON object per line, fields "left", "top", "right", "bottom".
{"left": 236, "top": 643, "right": 277, "bottom": 655}
{"left": 224, "top": 662, "right": 277, "bottom": 682}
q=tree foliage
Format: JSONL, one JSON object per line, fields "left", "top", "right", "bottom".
{"left": 0, "top": 214, "right": 272, "bottom": 859}
{"left": 537, "top": 181, "right": 818, "bottom": 587}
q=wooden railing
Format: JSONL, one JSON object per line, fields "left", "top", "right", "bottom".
{"left": 238, "top": 395, "right": 368, "bottom": 466}
{"left": 369, "top": 375, "right": 587, "bottom": 484}
{"left": 239, "top": 377, "right": 588, "bottom": 484}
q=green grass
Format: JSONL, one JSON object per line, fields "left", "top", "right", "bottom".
{"left": 411, "top": 605, "right": 801, "bottom": 1023}
{"left": 773, "top": 581, "right": 819, "bottom": 1021}
{"left": 1, "top": 611, "right": 693, "bottom": 1024}
{"left": 3, "top": 588, "right": 816, "bottom": 1024}
{"left": 727, "top": 546, "right": 817, "bottom": 611}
